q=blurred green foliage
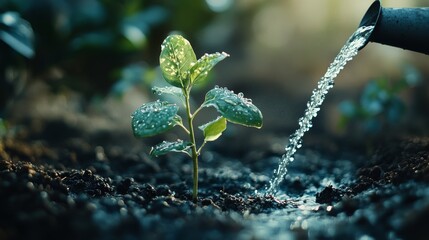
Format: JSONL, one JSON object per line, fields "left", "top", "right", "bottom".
{"left": 339, "top": 65, "right": 422, "bottom": 135}
{"left": 0, "top": 11, "right": 34, "bottom": 115}
{"left": 0, "top": 0, "right": 217, "bottom": 97}
{"left": 0, "top": 11, "right": 34, "bottom": 58}
{"left": 0, "top": 118, "right": 6, "bottom": 137}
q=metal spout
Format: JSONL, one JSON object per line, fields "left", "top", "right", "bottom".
{"left": 359, "top": 0, "right": 429, "bottom": 55}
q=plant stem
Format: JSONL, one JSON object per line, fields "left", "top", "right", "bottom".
{"left": 184, "top": 89, "right": 199, "bottom": 203}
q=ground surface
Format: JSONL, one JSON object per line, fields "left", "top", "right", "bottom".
{"left": 1, "top": 120, "right": 428, "bottom": 240}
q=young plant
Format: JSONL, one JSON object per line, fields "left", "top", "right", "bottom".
{"left": 131, "top": 35, "right": 263, "bottom": 202}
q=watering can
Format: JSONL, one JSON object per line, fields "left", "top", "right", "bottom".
{"left": 359, "top": 0, "right": 429, "bottom": 55}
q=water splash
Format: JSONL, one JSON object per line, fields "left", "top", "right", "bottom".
{"left": 266, "top": 25, "right": 375, "bottom": 194}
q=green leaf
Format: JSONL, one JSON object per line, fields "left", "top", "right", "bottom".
{"left": 150, "top": 140, "right": 192, "bottom": 157}
{"left": 131, "top": 100, "right": 181, "bottom": 137}
{"left": 199, "top": 116, "right": 227, "bottom": 142}
{"left": 159, "top": 35, "right": 197, "bottom": 88}
{"left": 152, "top": 86, "right": 185, "bottom": 103}
{"left": 202, "top": 86, "right": 263, "bottom": 128}
{"left": 152, "top": 86, "right": 186, "bottom": 107}
{"left": 190, "top": 52, "right": 229, "bottom": 85}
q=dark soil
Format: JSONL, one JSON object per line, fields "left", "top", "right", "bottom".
{"left": 1, "top": 125, "right": 429, "bottom": 239}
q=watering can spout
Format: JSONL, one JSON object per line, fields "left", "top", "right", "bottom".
{"left": 358, "top": 0, "right": 429, "bottom": 55}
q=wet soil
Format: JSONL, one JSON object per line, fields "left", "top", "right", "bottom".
{"left": 1, "top": 126, "right": 429, "bottom": 239}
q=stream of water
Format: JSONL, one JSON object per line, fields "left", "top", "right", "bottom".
{"left": 266, "top": 25, "right": 375, "bottom": 195}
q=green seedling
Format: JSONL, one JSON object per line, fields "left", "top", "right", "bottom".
{"left": 131, "top": 35, "right": 263, "bottom": 202}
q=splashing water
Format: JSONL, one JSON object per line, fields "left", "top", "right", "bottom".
{"left": 266, "top": 25, "right": 375, "bottom": 194}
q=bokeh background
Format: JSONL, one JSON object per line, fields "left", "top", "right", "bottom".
{"left": 1, "top": 0, "right": 428, "bottom": 149}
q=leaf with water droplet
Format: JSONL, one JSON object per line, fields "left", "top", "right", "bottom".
{"left": 199, "top": 116, "right": 227, "bottom": 142}
{"left": 202, "top": 87, "right": 263, "bottom": 128}
{"left": 150, "top": 139, "right": 192, "bottom": 157}
{"left": 152, "top": 86, "right": 182, "bottom": 96}
{"left": 190, "top": 52, "right": 229, "bottom": 85}
{"left": 152, "top": 86, "right": 185, "bottom": 104}
{"left": 159, "top": 35, "right": 196, "bottom": 88}
{"left": 131, "top": 101, "right": 181, "bottom": 137}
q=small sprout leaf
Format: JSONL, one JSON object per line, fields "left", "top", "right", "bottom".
{"left": 202, "top": 86, "right": 263, "bottom": 128}
{"left": 159, "top": 35, "right": 196, "bottom": 88}
{"left": 199, "top": 116, "right": 227, "bottom": 142}
{"left": 152, "top": 86, "right": 183, "bottom": 97}
{"left": 150, "top": 140, "right": 192, "bottom": 157}
{"left": 131, "top": 100, "right": 181, "bottom": 137}
{"left": 190, "top": 52, "right": 229, "bottom": 85}
{"left": 152, "top": 86, "right": 185, "bottom": 104}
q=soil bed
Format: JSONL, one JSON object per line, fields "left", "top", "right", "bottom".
{"left": 1, "top": 128, "right": 429, "bottom": 239}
